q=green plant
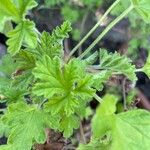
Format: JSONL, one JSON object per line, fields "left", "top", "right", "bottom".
{"left": 38, "top": 0, "right": 103, "bottom": 40}
{"left": 78, "top": 94, "right": 150, "bottom": 150}
{"left": 0, "top": 0, "right": 150, "bottom": 150}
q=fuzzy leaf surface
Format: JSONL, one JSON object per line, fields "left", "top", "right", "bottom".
{"left": 52, "top": 21, "right": 72, "bottom": 41}
{"left": 92, "top": 70, "right": 111, "bottom": 91}
{"left": 60, "top": 115, "right": 79, "bottom": 138}
{"left": 14, "top": 0, "right": 37, "bottom": 18}
{"left": 0, "top": 0, "right": 19, "bottom": 22}
{"left": 35, "top": 31, "right": 63, "bottom": 59}
{"left": 33, "top": 55, "right": 95, "bottom": 116}
{"left": 1, "top": 102, "right": 59, "bottom": 150}
{"left": 6, "top": 20, "right": 37, "bottom": 55}
{"left": 99, "top": 49, "right": 137, "bottom": 81}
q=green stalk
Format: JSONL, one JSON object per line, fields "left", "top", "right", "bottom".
{"left": 94, "top": 94, "right": 102, "bottom": 103}
{"left": 79, "top": 4, "right": 134, "bottom": 59}
{"left": 68, "top": 0, "right": 121, "bottom": 58}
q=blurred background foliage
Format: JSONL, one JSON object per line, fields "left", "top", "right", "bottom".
{"left": 34, "top": 0, "right": 150, "bottom": 60}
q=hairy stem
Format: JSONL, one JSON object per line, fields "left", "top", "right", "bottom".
{"left": 94, "top": 94, "right": 102, "bottom": 103}
{"left": 79, "top": 4, "right": 134, "bottom": 59}
{"left": 68, "top": 0, "right": 121, "bottom": 58}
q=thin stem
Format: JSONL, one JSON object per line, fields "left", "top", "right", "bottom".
{"left": 80, "top": 121, "right": 86, "bottom": 144}
{"left": 136, "top": 68, "right": 143, "bottom": 72}
{"left": 68, "top": 0, "right": 121, "bottom": 58}
{"left": 0, "top": 108, "right": 6, "bottom": 112}
{"left": 94, "top": 94, "right": 102, "bottom": 103}
{"left": 122, "top": 78, "right": 127, "bottom": 110}
{"left": 79, "top": 4, "right": 134, "bottom": 59}
{"left": 78, "top": 12, "right": 89, "bottom": 55}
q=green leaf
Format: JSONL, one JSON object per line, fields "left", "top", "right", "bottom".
{"left": 92, "top": 70, "right": 112, "bottom": 91}
{"left": 52, "top": 21, "right": 72, "bottom": 41}
{"left": 84, "top": 51, "right": 98, "bottom": 65}
{"left": 131, "top": 0, "right": 150, "bottom": 23}
{"left": 60, "top": 115, "right": 79, "bottom": 138}
{"left": 12, "top": 70, "right": 34, "bottom": 89}
{"left": 15, "top": 50, "right": 36, "bottom": 70}
{"left": 11, "top": 50, "right": 36, "bottom": 88}
{"left": 78, "top": 139, "right": 110, "bottom": 150}
{"left": 0, "top": 145, "right": 12, "bottom": 150}
{"left": 0, "top": 0, "right": 19, "bottom": 23}
{"left": 34, "top": 22, "right": 71, "bottom": 58}
{"left": 92, "top": 95, "right": 117, "bottom": 139}
{"left": 14, "top": 0, "right": 37, "bottom": 18}
{"left": 99, "top": 49, "right": 137, "bottom": 81}
{"left": 0, "top": 119, "right": 8, "bottom": 137}
{"left": 33, "top": 55, "right": 95, "bottom": 116}
{"left": 0, "top": 54, "right": 17, "bottom": 89}
{"left": 1, "top": 102, "right": 59, "bottom": 150}
{"left": 141, "top": 52, "right": 150, "bottom": 77}
{"left": 0, "top": 86, "right": 26, "bottom": 104}
{"left": 0, "top": 54, "right": 17, "bottom": 77}
{"left": 6, "top": 20, "right": 38, "bottom": 55}
{"left": 35, "top": 31, "right": 63, "bottom": 59}
{"left": 92, "top": 94, "right": 150, "bottom": 149}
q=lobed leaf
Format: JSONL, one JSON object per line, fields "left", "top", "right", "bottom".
{"left": 6, "top": 20, "right": 38, "bottom": 55}
{"left": 33, "top": 55, "right": 95, "bottom": 116}
{"left": 1, "top": 102, "right": 59, "bottom": 150}
{"left": 52, "top": 21, "right": 72, "bottom": 41}
{"left": 60, "top": 115, "right": 79, "bottom": 138}
{"left": 14, "top": 0, "right": 37, "bottom": 18}
{"left": 0, "top": 0, "right": 19, "bottom": 22}
{"left": 92, "top": 70, "right": 112, "bottom": 91}
{"left": 99, "top": 49, "right": 137, "bottom": 81}
{"left": 35, "top": 31, "right": 63, "bottom": 59}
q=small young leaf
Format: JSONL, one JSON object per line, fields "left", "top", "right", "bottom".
{"left": 52, "top": 21, "right": 72, "bottom": 41}
{"left": 35, "top": 31, "right": 63, "bottom": 59}
{"left": 99, "top": 49, "right": 137, "bottom": 81}
{"left": 34, "top": 22, "right": 71, "bottom": 59}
